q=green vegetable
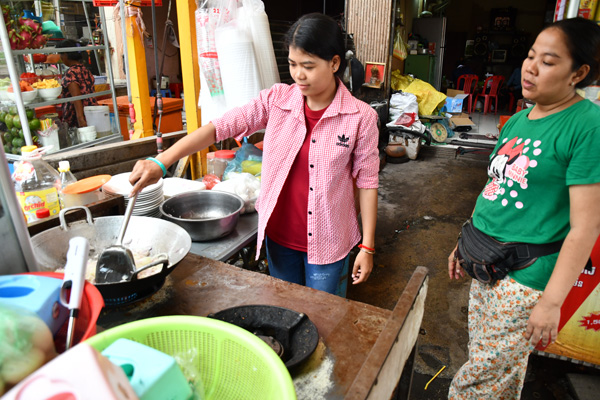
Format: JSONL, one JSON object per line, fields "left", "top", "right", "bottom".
{"left": 4, "top": 114, "right": 13, "bottom": 130}
{"left": 12, "top": 115, "right": 21, "bottom": 129}
{"left": 3, "top": 131, "right": 12, "bottom": 143}
{"left": 11, "top": 137, "right": 24, "bottom": 148}
{"left": 29, "top": 118, "right": 40, "bottom": 131}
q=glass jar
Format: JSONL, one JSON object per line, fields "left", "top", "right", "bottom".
{"left": 211, "top": 150, "right": 235, "bottom": 180}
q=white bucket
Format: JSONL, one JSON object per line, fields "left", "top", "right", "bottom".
{"left": 84, "top": 106, "right": 111, "bottom": 137}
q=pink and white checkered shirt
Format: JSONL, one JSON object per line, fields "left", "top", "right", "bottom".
{"left": 212, "top": 82, "right": 379, "bottom": 264}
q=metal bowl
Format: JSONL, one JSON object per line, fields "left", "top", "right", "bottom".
{"left": 160, "top": 190, "right": 245, "bottom": 241}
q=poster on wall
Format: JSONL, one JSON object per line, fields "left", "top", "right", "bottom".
{"left": 363, "top": 62, "right": 386, "bottom": 89}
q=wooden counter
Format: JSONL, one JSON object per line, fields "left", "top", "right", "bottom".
{"left": 98, "top": 254, "right": 429, "bottom": 399}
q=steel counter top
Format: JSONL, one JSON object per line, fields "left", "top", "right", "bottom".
{"left": 188, "top": 212, "right": 258, "bottom": 261}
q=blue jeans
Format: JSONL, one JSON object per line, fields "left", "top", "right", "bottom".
{"left": 265, "top": 236, "right": 349, "bottom": 295}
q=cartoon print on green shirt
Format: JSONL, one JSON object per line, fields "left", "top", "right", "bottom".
{"left": 482, "top": 136, "right": 543, "bottom": 209}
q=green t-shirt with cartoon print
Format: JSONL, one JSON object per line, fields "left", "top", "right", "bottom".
{"left": 472, "top": 99, "right": 600, "bottom": 291}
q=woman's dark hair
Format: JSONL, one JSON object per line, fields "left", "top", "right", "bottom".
{"left": 284, "top": 13, "right": 347, "bottom": 79}
{"left": 545, "top": 17, "right": 600, "bottom": 88}
{"left": 55, "top": 39, "right": 83, "bottom": 61}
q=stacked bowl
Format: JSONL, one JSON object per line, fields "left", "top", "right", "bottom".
{"left": 102, "top": 172, "right": 164, "bottom": 218}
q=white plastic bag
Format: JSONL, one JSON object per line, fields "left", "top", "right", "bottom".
{"left": 212, "top": 172, "right": 261, "bottom": 214}
{"left": 387, "top": 92, "right": 419, "bottom": 126}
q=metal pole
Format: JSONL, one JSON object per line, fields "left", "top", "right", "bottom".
{"left": 81, "top": 0, "right": 102, "bottom": 73}
{"left": 118, "top": 0, "right": 135, "bottom": 139}
{"left": 0, "top": 145, "right": 40, "bottom": 272}
{"left": 151, "top": 0, "right": 163, "bottom": 153}
{"left": 566, "top": 1, "right": 580, "bottom": 19}
{"left": 53, "top": 0, "right": 61, "bottom": 26}
{"left": 99, "top": 7, "right": 121, "bottom": 139}
{"left": 0, "top": 15, "right": 34, "bottom": 146}
{"left": 34, "top": 0, "right": 42, "bottom": 17}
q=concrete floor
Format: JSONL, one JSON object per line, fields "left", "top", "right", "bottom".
{"left": 346, "top": 144, "right": 489, "bottom": 397}
{"left": 345, "top": 113, "right": 600, "bottom": 399}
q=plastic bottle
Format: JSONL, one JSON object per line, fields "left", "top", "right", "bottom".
{"left": 12, "top": 145, "right": 61, "bottom": 223}
{"left": 58, "top": 160, "right": 77, "bottom": 208}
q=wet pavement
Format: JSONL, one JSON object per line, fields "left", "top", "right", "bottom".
{"left": 346, "top": 145, "right": 600, "bottom": 399}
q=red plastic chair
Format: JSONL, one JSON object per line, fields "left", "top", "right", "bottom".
{"left": 474, "top": 75, "right": 505, "bottom": 115}
{"left": 508, "top": 92, "right": 516, "bottom": 113}
{"left": 456, "top": 74, "right": 479, "bottom": 114}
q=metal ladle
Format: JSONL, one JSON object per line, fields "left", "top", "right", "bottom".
{"left": 95, "top": 192, "right": 138, "bottom": 283}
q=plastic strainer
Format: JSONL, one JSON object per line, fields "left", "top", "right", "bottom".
{"left": 85, "top": 315, "right": 296, "bottom": 400}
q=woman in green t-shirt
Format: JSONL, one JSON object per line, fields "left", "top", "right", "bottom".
{"left": 447, "top": 18, "right": 600, "bottom": 399}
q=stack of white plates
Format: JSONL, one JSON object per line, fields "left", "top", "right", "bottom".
{"left": 102, "top": 172, "right": 164, "bottom": 218}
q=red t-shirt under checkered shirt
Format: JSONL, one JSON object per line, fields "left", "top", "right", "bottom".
{"left": 266, "top": 102, "right": 327, "bottom": 251}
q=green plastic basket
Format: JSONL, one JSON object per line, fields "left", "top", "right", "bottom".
{"left": 86, "top": 316, "right": 296, "bottom": 400}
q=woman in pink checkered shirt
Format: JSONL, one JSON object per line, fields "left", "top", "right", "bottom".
{"left": 130, "top": 13, "right": 380, "bottom": 295}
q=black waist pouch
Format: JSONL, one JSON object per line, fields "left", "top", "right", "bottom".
{"left": 456, "top": 219, "right": 564, "bottom": 284}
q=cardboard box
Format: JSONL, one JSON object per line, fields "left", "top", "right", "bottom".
{"left": 536, "top": 235, "right": 600, "bottom": 365}
{"left": 447, "top": 89, "right": 465, "bottom": 97}
{"left": 449, "top": 113, "right": 475, "bottom": 129}
{"left": 444, "top": 93, "right": 469, "bottom": 113}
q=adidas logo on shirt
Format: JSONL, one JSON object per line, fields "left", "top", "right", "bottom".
{"left": 336, "top": 134, "right": 350, "bottom": 148}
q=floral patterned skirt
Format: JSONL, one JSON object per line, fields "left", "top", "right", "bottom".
{"left": 448, "top": 277, "right": 542, "bottom": 399}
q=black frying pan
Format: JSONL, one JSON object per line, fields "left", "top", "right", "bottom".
{"left": 208, "top": 304, "right": 319, "bottom": 369}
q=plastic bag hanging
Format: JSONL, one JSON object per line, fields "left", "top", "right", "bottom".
{"left": 393, "top": 28, "right": 407, "bottom": 60}
{"left": 195, "top": 0, "right": 230, "bottom": 99}
{"left": 240, "top": 0, "right": 280, "bottom": 90}
{"left": 215, "top": 18, "right": 262, "bottom": 110}
{"left": 195, "top": 0, "right": 236, "bottom": 120}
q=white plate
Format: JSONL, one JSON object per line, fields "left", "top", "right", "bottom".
{"left": 124, "top": 193, "right": 163, "bottom": 204}
{"left": 102, "top": 172, "right": 163, "bottom": 196}
{"left": 132, "top": 206, "right": 161, "bottom": 216}
{"left": 130, "top": 200, "right": 164, "bottom": 212}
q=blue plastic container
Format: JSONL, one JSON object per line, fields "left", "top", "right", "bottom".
{"left": 101, "top": 338, "right": 193, "bottom": 400}
{"left": 22, "top": 10, "right": 42, "bottom": 23}
{"left": 0, "top": 274, "right": 68, "bottom": 334}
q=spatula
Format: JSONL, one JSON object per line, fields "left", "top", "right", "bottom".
{"left": 95, "top": 192, "right": 138, "bottom": 284}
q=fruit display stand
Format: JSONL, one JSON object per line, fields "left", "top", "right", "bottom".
{"left": 0, "top": 4, "right": 121, "bottom": 158}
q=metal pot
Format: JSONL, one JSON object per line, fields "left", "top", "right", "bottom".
{"left": 160, "top": 190, "right": 244, "bottom": 241}
{"left": 31, "top": 206, "right": 192, "bottom": 307}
